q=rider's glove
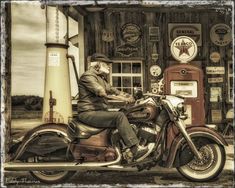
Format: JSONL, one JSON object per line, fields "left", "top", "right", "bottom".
{"left": 125, "top": 96, "right": 135, "bottom": 104}
{"left": 120, "top": 91, "right": 131, "bottom": 98}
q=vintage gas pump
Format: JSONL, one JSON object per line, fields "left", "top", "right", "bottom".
{"left": 164, "top": 36, "right": 205, "bottom": 126}
{"left": 42, "top": 6, "right": 72, "bottom": 124}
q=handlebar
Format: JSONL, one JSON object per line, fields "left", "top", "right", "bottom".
{"left": 143, "top": 93, "right": 166, "bottom": 100}
{"left": 143, "top": 93, "right": 184, "bottom": 100}
{"left": 143, "top": 93, "right": 162, "bottom": 97}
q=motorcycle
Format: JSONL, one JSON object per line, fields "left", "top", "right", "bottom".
{"left": 5, "top": 90, "right": 227, "bottom": 184}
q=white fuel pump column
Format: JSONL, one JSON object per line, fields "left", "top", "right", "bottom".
{"left": 42, "top": 6, "right": 72, "bottom": 124}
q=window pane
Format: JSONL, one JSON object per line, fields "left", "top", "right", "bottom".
{"left": 133, "top": 77, "right": 141, "bottom": 87}
{"left": 123, "top": 77, "right": 131, "bottom": 87}
{"left": 132, "top": 63, "right": 141, "bottom": 73}
{"left": 112, "top": 63, "right": 121, "bottom": 73}
{"left": 123, "top": 88, "right": 132, "bottom": 94}
{"left": 122, "top": 63, "right": 131, "bottom": 73}
{"left": 112, "top": 76, "right": 121, "bottom": 87}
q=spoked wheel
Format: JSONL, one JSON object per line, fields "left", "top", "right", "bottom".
{"left": 27, "top": 154, "right": 76, "bottom": 184}
{"left": 177, "top": 143, "right": 226, "bottom": 182}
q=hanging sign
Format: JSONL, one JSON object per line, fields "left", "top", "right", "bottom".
{"left": 121, "top": 23, "right": 141, "bottom": 44}
{"left": 210, "top": 24, "right": 232, "bottom": 46}
{"left": 168, "top": 23, "right": 202, "bottom": 46}
{"left": 149, "top": 27, "right": 160, "bottom": 41}
{"left": 210, "top": 52, "right": 221, "bottom": 63}
{"left": 170, "top": 36, "right": 198, "bottom": 63}
{"left": 206, "top": 67, "right": 225, "bottom": 74}
{"left": 152, "top": 43, "right": 159, "bottom": 61}
{"left": 208, "top": 77, "right": 224, "bottom": 83}
{"left": 210, "top": 87, "right": 222, "bottom": 102}
{"left": 102, "top": 30, "right": 114, "bottom": 42}
{"left": 150, "top": 65, "right": 162, "bottom": 77}
{"left": 116, "top": 43, "right": 138, "bottom": 57}
{"left": 116, "top": 23, "right": 141, "bottom": 56}
{"left": 48, "top": 52, "right": 60, "bottom": 66}
{"left": 211, "top": 110, "right": 222, "bottom": 123}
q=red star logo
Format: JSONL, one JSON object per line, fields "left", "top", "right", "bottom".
{"left": 175, "top": 39, "right": 192, "bottom": 57}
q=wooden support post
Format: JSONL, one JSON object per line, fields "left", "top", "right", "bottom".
{"left": 1, "top": 1, "right": 12, "bottom": 169}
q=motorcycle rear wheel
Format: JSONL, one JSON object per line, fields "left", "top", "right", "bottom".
{"left": 28, "top": 155, "right": 76, "bottom": 184}
{"left": 177, "top": 143, "right": 226, "bottom": 182}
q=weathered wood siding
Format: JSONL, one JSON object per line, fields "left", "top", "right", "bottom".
{"left": 84, "top": 6, "right": 233, "bottom": 124}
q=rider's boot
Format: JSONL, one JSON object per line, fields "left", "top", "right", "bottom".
{"left": 131, "top": 144, "right": 148, "bottom": 160}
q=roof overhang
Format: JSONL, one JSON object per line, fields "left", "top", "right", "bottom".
{"left": 44, "top": 1, "right": 233, "bottom": 22}
{"left": 42, "top": 1, "right": 233, "bottom": 11}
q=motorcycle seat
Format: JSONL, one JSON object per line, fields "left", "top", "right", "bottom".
{"left": 67, "top": 119, "right": 104, "bottom": 139}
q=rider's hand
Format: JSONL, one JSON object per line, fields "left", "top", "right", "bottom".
{"left": 120, "top": 91, "right": 131, "bottom": 98}
{"left": 125, "top": 96, "right": 135, "bottom": 104}
{"left": 120, "top": 92, "right": 135, "bottom": 103}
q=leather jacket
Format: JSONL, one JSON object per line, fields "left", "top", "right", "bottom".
{"left": 77, "top": 67, "right": 120, "bottom": 113}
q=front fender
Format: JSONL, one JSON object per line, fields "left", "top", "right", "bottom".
{"left": 165, "top": 126, "right": 228, "bottom": 168}
{"left": 11, "top": 123, "right": 71, "bottom": 161}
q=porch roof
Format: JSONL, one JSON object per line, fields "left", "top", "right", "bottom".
{"left": 62, "top": 0, "right": 232, "bottom": 20}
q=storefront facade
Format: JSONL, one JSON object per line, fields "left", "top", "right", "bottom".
{"left": 67, "top": 2, "right": 233, "bottom": 128}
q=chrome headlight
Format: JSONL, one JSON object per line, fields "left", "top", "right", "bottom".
{"left": 176, "top": 103, "right": 187, "bottom": 114}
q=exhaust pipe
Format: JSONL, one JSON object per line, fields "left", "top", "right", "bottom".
{"left": 4, "top": 163, "right": 137, "bottom": 172}
{"left": 5, "top": 147, "right": 123, "bottom": 171}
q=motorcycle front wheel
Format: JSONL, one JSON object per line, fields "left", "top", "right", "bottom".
{"left": 27, "top": 155, "right": 76, "bottom": 184}
{"left": 177, "top": 143, "right": 226, "bottom": 182}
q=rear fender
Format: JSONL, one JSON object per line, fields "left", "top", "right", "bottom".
{"left": 11, "top": 123, "right": 71, "bottom": 161}
{"left": 164, "top": 126, "right": 228, "bottom": 168}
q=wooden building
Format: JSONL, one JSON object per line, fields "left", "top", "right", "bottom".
{"left": 66, "top": 1, "right": 233, "bottom": 128}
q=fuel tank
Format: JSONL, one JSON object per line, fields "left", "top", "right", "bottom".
{"left": 123, "top": 103, "right": 158, "bottom": 123}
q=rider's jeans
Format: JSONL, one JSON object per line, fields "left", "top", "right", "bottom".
{"left": 77, "top": 111, "right": 139, "bottom": 147}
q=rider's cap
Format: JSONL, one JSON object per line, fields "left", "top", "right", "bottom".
{"left": 90, "top": 53, "right": 113, "bottom": 63}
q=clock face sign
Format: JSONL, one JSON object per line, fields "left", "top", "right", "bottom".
{"left": 170, "top": 36, "right": 198, "bottom": 63}
{"left": 150, "top": 65, "right": 162, "bottom": 77}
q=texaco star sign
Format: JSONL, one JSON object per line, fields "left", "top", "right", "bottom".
{"left": 170, "top": 36, "right": 198, "bottom": 63}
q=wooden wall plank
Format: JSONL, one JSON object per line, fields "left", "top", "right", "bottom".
{"left": 84, "top": 6, "right": 233, "bottom": 124}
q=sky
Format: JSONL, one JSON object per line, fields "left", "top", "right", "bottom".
{"left": 11, "top": 1, "right": 78, "bottom": 97}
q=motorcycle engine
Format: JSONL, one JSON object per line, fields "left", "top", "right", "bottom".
{"left": 138, "top": 125, "right": 159, "bottom": 143}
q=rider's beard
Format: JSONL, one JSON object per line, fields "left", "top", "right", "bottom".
{"left": 99, "top": 65, "right": 110, "bottom": 75}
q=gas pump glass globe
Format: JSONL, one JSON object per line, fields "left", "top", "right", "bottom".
{"left": 46, "top": 6, "right": 68, "bottom": 44}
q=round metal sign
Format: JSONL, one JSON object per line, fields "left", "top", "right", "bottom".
{"left": 150, "top": 65, "right": 162, "bottom": 77}
{"left": 121, "top": 23, "right": 141, "bottom": 43}
{"left": 170, "top": 36, "right": 198, "bottom": 63}
{"left": 210, "top": 24, "right": 232, "bottom": 46}
{"left": 210, "top": 52, "right": 221, "bottom": 63}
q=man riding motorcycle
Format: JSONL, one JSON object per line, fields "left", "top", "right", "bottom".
{"left": 77, "top": 53, "right": 148, "bottom": 160}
